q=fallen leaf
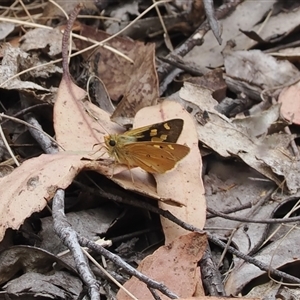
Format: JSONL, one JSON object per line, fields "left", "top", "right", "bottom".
{"left": 278, "top": 81, "right": 300, "bottom": 124}
{"left": 178, "top": 82, "right": 299, "bottom": 193}
{"left": 134, "top": 101, "right": 206, "bottom": 243}
{"left": 225, "top": 212, "right": 300, "bottom": 295}
{"left": 41, "top": 0, "right": 97, "bottom": 24}
{"left": 232, "top": 104, "right": 282, "bottom": 138}
{"left": 224, "top": 50, "right": 299, "bottom": 100}
{"left": 0, "top": 22, "right": 14, "bottom": 40}
{"left": 0, "top": 44, "right": 50, "bottom": 91}
{"left": 116, "top": 232, "right": 207, "bottom": 300}
{"left": 53, "top": 76, "right": 184, "bottom": 205}
{"left": 53, "top": 76, "right": 121, "bottom": 153}
{"left": 0, "top": 152, "right": 109, "bottom": 241}
{"left": 20, "top": 27, "right": 67, "bottom": 58}
{"left": 0, "top": 245, "right": 77, "bottom": 285}
{"left": 78, "top": 26, "right": 159, "bottom": 125}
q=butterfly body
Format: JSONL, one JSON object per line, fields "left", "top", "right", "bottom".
{"left": 104, "top": 119, "right": 190, "bottom": 173}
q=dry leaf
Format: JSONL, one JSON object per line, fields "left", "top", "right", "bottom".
{"left": 53, "top": 76, "right": 121, "bottom": 152}
{"left": 20, "top": 27, "right": 66, "bottom": 58}
{"left": 78, "top": 26, "right": 159, "bottom": 125}
{"left": 178, "top": 82, "right": 300, "bottom": 192}
{"left": 111, "top": 42, "right": 158, "bottom": 125}
{"left": 134, "top": 101, "right": 206, "bottom": 243}
{"left": 53, "top": 76, "right": 184, "bottom": 205}
{"left": 0, "top": 44, "right": 50, "bottom": 91}
{"left": 225, "top": 222, "right": 300, "bottom": 295}
{"left": 278, "top": 81, "right": 300, "bottom": 124}
{"left": 224, "top": 50, "right": 299, "bottom": 95}
{"left": 0, "top": 152, "right": 109, "bottom": 241}
{"left": 41, "top": 0, "right": 97, "bottom": 24}
{"left": 116, "top": 232, "right": 207, "bottom": 300}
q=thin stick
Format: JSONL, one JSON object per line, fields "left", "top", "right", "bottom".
{"left": 0, "top": 124, "right": 19, "bottom": 166}
{"left": 0, "top": 113, "right": 64, "bottom": 150}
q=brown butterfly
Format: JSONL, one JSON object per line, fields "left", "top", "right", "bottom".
{"left": 104, "top": 119, "right": 190, "bottom": 173}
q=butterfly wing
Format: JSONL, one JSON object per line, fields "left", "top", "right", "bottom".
{"left": 118, "top": 142, "right": 190, "bottom": 173}
{"left": 123, "top": 119, "right": 184, "bottom": 143}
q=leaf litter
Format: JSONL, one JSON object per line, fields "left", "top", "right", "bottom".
{"left": 1, "top": 0, "right": 300, "bottom": 299}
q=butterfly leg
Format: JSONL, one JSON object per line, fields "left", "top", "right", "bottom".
{"left": 89, "top": 145, "right": 104, "bottom": 157}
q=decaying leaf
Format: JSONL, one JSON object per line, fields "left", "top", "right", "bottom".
{"left": 20, "top": 27, "right": 67, "bottom": 58}
{"left": 0, "top": 152, "right": 110, "bottom": 241}
{"left": 134, "top": 101, "right": 206, "bottom": 243}
{"left": 178, "top": 82, "right": 300, "bottom": 192}
{"left": 53, "top": 76, "right": 188, "bottom": 206}
{"left": 225, "top": 216, "right": 300, "bottom": 295}
{"left": 117, "top": 232, "right": 207, "bottom": 300}
{"left": 53, "top": 76, "right": 121, "bottom": 153}
{"left": 224, "top": 50, "right": 300, "bottom": 89}
{"left": 78, "top": 26, "right": 159, "bottom": 125}
{"left": 41, "top": 0, "right": 97, "bottom": 24}
{"left": 279, "top": 81, "right": 300, "bottom": 125}
{"left": 0, "top": 245, "right": 77, "bottom": 285}
{"left": 0, "top": 44, "right": 50, "bottom": 91}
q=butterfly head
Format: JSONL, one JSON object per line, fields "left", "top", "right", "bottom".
{"left": 104, "top": 134, "right": 117, "bottom": 149}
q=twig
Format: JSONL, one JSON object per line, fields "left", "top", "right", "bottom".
{"left": 23, "top": 112, "right": 58, "bottom": 154}
{"left": 0, "top": 123, "right": 19, "bottom": 166}
{"left": 200, "top": 245, "right": 226, "bottom": 296}
{"left": 51, "top": 6, "right": 102, "bottom": 300}
{"left": 0, "top": 103, "right": 50, "bottom": 126}
{"left": 206, "top": 202, "right": 252, "bottom": 219}
{"left": 158, "top": 0, "right": 243, "bottom": 94}
{"left": 83, "top": 249, "right": 138, "bottom": 300}
{"left": 203, "top": 0, "right": 222, "bottom": 44}
{"left": 0, "top": 113, "right": 62, "bottom": 151}
{"left": 206, "top": 207, "right": 300, "bottom": 224}
{"left": 79, "top": 236, "right": 179, "bottom": 299}
{"left": 74, "top": 182, "right": 300, "bottom": 284}
{"left": 52, "top": 189, "right": 100, "bottom": 300}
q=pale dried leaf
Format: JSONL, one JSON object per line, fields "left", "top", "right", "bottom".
{"left": 224, "top": 50, "right": 299, "bottom": 90}
{"left": 0, "top": 22, "right": 14, "bottom": 40}
{"left": 225, "top": 222, "right": 300, "bottom": 295}
{"left": 0, "top": 44, "right": 49, "bottom": 91}
{"left": 20, "top": 27, "right": 67, "bottom": 58}
{"left": 53, "top": 77, "right": 121, "bottom": 153}
{"left": 116, "top": 232, "right": 207, "bottom": 300}
{"left": 178, "top": 83, "right": 300, "bottom": 192}
{"left": 78, "top": 26, "right": 159, "bottom": 125}
{"left": 0, "top": 152, "right": 109, "bottom": 241}
{"left": 232, "top": 104, "right": 281, "bottom": 138}
{"left": 279, "top": 81, "right": 300, "bottom": 124}
{"left": 111, "top": 42, "right": 159, "bottom": 125}
{"left": 183, "top": 0, "right": 300, "bottom": 75}
{"left": 53, "top": 77, "right": 182, "bottom": 206}
{"left": 205, "top": 160, "right": 276, "bottom": 255}
{"left": 42, "top": 0, "right": 97, "bottom": 22}
{"left": 134, "top": 100, "right": 206, "bottom": 243}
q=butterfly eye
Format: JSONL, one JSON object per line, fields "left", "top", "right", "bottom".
{"left": 109, "top": 140, "right": 116, "bottom": 147}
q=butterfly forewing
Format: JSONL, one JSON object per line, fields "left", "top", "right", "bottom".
{"left": 123, "top": 119, "right": 184, "bottom": 143}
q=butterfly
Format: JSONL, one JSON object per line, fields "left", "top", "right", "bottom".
{"left": 104, "top": 119, "right": 190, "bottom": 174}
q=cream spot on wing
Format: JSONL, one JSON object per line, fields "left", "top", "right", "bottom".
{"left": 163, "top": 122, "right": 171, "bottom": 130}
{"left": 160, "top": 134, "right": 167, "bottom": 141}
{"left": 150, "top": 129, "right": 157, "bottom": 136}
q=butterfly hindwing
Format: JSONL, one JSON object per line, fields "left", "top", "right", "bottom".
{"left": 120, "top": 142, "right": 190, "bottom": 173}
